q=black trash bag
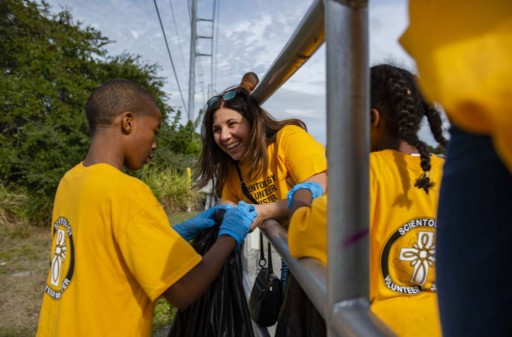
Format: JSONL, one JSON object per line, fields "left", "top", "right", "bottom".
{"left": 274, "top": 272, "right": 326, "bottom": 337}
{"left": 167, "top": 210, "right": 255, "bottom": 337}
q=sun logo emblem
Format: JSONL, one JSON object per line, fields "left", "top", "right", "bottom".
{"left": 45, "top": 217, "right": 75, "bottom": 299}
{"left": 399, "top": 231, "right": 436, "bottom": 286}
{"left": 51, "top": 229, "right": 67, "bottom": 286}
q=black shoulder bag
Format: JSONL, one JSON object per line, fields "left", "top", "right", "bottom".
{"left": 248, "top": 231, "right": 282, "bottom": 327}
{"left": 237, "top": 163, "right": 283, "bottom": 327}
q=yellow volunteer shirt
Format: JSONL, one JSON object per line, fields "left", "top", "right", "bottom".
{"left": 289, "top": 150, "right": 444, "bottom": 337}
{"left": 221, "top": 125, "right": 327, "bottom": 203}
{"left": 400, "top": 0, "right": 512, "bottom": 172}
{"left": 36, "top": 163, "right": 201, "bottom": 337}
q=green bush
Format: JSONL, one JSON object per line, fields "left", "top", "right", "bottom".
{"left": 0, "top": 184, "right": 29, "bottom": 226}
{"left": 0, "top": 0, "right": 203, "bottom": 225}
{"left": 140, "top": 165, "right": 203, "bottom": 213}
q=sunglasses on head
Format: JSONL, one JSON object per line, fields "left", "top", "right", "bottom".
{"left": 206, "top": 89, "right": 239, "bottom": 107}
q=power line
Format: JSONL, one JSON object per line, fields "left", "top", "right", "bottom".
{"left": 153, "top": 0, "right": 188, "bottom": 116}
{"left": 168, "top": 0, "right": 187, "bottom": 70}
{"left": 186, "top": 0, "right": 191, "bottom": 23}
{"left": 212, "top": 0, "right": 221, "bottom": 92}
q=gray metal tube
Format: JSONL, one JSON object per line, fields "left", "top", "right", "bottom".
{"left": 325, "top": 0, "right": 369, "bottom": 301}
{"left": 251, "top": 0, "right": 324, "bottom": 104}
{"left": 261, "top": 220, "right": 328, "bottom": 318}
{"left": 324, "top": 0, "right": 396, "bottom": 336}
{"left": 324, "top": 0, "right": 389, "bottom": 336}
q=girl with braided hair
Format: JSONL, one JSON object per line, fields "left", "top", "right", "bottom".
{"left": 369, "top": 64, "right": 447, "bottom": 193}
{"left": 286, "top": 64, "right": 447, "bottom": 337}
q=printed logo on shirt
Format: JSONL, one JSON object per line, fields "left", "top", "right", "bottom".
{"left": 246, "top": 174, "right": 278, "bottom": 203}
{"left": 381, "top": 217, "right": 437, "bottom": 295}
{"left": 44, "top": 217, "right": 75, "bottom": 300}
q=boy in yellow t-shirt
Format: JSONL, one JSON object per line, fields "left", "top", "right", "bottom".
{"left": 288, "top": 65, "right": 447, "bottom": 337}
{"left": 36, "top": 79, "right": 256, "bottom": 337}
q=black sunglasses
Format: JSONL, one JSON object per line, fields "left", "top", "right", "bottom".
{"left": 206, "top": 89, "right": 239, "bottom": 107}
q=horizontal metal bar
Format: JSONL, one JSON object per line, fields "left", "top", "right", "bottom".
{"left": 261, "top": 219, "right": 328, "bottom": 319}
{"left": 197, "top": 35, "right": 213, "bottom": 39}
{"left": 261, "top": 219, "right": 396, "bottom": 337}
{"left": 251, "top": 0, "right": 324, "bottom": 104}
{"left": 331, "top": 299, "right": 396, "bottom": 337}
{"left": 196, "top": 53, "right": 212, "bottom": 57}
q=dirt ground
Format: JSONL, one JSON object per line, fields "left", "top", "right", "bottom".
{"left": 0, "top": 221, "right": 50, "bottom": 337}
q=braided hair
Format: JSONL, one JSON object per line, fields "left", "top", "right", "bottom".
{"left": 370, "top": 64, "right": 447, "bottom": 194}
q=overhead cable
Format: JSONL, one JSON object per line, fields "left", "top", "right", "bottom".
{"left": 153, "top": 0, "right": 188, "bottom": 115}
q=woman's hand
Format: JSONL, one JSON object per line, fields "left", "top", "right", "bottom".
{"left": 252, "top": 200, "right": 289, "bottom": 231}
{"left": 221, "top": 200, "right": 236, "bottom": 207}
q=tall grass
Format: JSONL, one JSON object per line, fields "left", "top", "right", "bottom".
{"left": 140, "top": 166, "right": 203, "bottom": 213}
{"left": 0, "top": 184, "right": 29, "bottom": 228}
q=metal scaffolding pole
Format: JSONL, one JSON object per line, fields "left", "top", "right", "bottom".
{"left": 187, "top": 0, "right": 197, "bottom": 121}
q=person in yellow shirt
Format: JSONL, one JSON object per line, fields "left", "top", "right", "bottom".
{"left": 36, "top": 79, "right": 256, "bottom": 337}
{"left": 195, "top": 86, "right": 327, "bottom": 282}
{"left": 399, "top": 1, "right": 512, "bottom": 336}
{"left": 288, "top": 64, "right": 447, "bottom": 337}
{"left": 194, "top": 85, "right": 327, "bottom": 333}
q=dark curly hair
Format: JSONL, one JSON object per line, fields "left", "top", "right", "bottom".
{"left": 370, "top": 64, "right": 447, "bottom": 193}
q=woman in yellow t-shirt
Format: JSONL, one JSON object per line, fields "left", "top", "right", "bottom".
{"left": 288, "top": 64, "right": 447, "bottom": 337}
{"left": 195, "top": 86, "right": 327, "bottom": 228}
{"left": 195, "top": 85, "right": 327, "bottom": 335}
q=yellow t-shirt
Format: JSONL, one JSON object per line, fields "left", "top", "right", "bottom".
{"left": 289, "top": 150, "right": 444, "bottom": 337}
{"left": 400, "top": 0, "right": 512, "bottom": 172}
{"left": 221, "top": 125, "right": 327, "bottom": 203}
{"left": 36, "top": 163, "right": 201, "bottom": 337}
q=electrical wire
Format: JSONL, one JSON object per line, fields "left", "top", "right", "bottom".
{"left": 186, "top": 0, "right": 191, "bottom": 23}
{"left": 168, "top": 0, "right": 187, "bottom": 70}
{"left": 153, "top": 0, "right": 188, "bottom": 115}
{"left": 212, "top": 0, "right": 221, "bottom": 92}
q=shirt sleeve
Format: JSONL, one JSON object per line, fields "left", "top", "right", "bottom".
{"left": 277, "top": 126, "right": 327, "bottom": 184}
{"left": 399, "top": 0, "right": 512, "bottom": 172}
{"left": 118, "top": 204, "right": 201, "bottom": 301}
{"left": 288, "top": 195, "right": 328, "bottom": 265}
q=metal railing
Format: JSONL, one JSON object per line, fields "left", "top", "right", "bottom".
{"left": 244, "top": 0, "right": 396, "bottom": 336}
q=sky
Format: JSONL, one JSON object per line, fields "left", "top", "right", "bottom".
{"left": 43, "top": 0, "right": 428, "bottom": 145}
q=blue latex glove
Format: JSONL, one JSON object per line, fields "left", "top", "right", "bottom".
{"left": 218, "top": 201, "right": 257, "bottom": 249}
{"left": 287, "top": 182, "right": 324, "bottom": 209}
{"left": 173, "top": 204, "right": 234, "bottom": 241}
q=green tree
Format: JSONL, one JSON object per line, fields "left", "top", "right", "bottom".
{"left": 0, "top": 0, "right": 192, "bottom": 224}
{"left": 150, "top": 109, "right": 203, "bottom": 172}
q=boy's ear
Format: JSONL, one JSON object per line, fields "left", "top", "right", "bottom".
{"left": 121, "top": 112, "right": 134, "bottom": 134}
{"left": 370, "top": 108, "right": 381, "bottom": 129}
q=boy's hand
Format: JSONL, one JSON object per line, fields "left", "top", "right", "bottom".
{"left": 173, "top": 204, "right": 234, "bottom": 241}
{"left": 218, "top": 201, "right": 257, "bottom": 249}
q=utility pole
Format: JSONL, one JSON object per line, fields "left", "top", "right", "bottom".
{"left": 187, "top": 0, "right": 197, "bottom": 121}
{"left": 188, "top": 0, "right": 215, "bottom": 121}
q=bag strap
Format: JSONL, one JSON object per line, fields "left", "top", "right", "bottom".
{"left": 237, "top": 163, "right": 274, "bottom": 272}
{"left": 258, "top": 231, "right": 267, "bottom": 268}
{"left": 267, "top": 241, "right": 273, "bottom": 274}
{"left": 236, "top": 163, "right": 258, "bottom": 204}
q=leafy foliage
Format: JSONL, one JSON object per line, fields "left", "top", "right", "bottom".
{"left": 151, "top": 110, "right": 203, "bottom": 172}
{"left": 0, "top": 0, "right": 202, "bottom": 224}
